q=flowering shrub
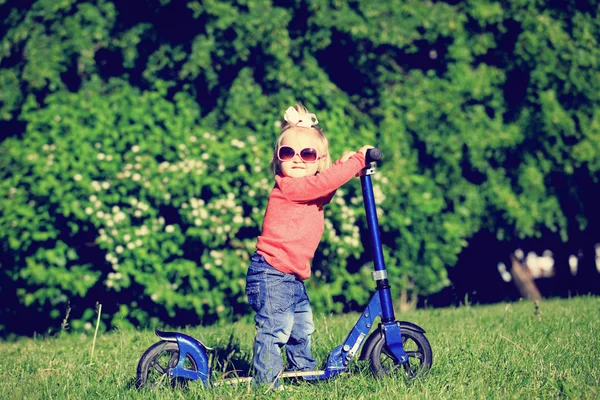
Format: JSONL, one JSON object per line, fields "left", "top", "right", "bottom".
{"left": 2, "top": 0, "right": 598, "bottom": 333}
{"left": 0, "top": 78, "right": 385, "bottom": 330}
{"left": 1, "top": 79, "right": 255, "bottom": 328}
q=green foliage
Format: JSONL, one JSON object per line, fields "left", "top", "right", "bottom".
{"left": 2, "top": 77, "right": 271, "bottom": 327}
{"left": 1, "top": 0, "right": 599, "bottom": 332}
{"left": 0, "top": 74, "right": 374, "bottom": 327}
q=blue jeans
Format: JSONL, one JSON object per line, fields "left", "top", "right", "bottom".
{"left": 245, "top": 253, "right": 317, "bottom": 386}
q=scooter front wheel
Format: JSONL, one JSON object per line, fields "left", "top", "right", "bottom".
{"left": 136, "top": 341, "right": 198, "bottom": 389}
{"left": 369, "top": 329, "right": 432, "bottom": 379}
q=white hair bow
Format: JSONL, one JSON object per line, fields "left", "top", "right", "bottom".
{"left": 284, "top": 106, "right": 318, "bottom": 128}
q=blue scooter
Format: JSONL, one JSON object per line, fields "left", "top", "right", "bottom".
{"left": 136, "top": 148, "right": 433, "bottom": 389}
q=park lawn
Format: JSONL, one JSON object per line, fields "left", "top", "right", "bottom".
{"left": 0, "top": 296, "right": 598, "bottom": 399}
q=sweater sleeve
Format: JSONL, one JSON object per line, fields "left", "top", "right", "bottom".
{"left": 276, "top": 153, "right": 366, "bottom": 202}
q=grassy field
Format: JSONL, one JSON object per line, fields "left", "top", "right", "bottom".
{"left": 1, "top": 296, "right": 599, "bottom": 399}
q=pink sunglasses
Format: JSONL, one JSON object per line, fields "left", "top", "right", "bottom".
{"left": 277, "top": 146, "right": 322, "bottom": 163}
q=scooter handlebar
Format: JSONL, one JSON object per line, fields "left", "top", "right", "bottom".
{"left": 366, "top": 148, "right": 382, "bottom": 163}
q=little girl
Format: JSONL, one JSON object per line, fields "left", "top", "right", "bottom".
{"left": 245, "top": 104, "right": 372, "bottom": 388}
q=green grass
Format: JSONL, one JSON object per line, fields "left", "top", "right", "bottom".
{"left": 1, "top": 296, "right": 599, "bottom": 399}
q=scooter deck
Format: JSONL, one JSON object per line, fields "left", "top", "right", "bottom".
{"left": 214, "top": 370, "right": 326, "bottom": 385}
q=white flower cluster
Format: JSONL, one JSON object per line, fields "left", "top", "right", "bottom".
{"left": 334, "top": 189, "right": 346, "bottom": 206}
{"left": 209, "top": 250, "right": 225, "bottom": 266}
{"left": 326, "top": 189, "right": 362, "bottom": 249}
{"left": 96, "top": 152, "right": 114, "bottom": 161}
{"left": 234, "top": 248, "right": 250, "bottom": 260}
{"left": 117, "top": 160, "right": 146, "bottom": 180}
{"left": 324, "top": 218, "right": 338, "bottom": 243}
{"left": 88, "top": 202, "right": 128, "bottom": 228}
{"left": 105, "top": 271, "right": 123, "bottom": 288}
{"left": 46, "top": 152, "right": 54, "bottom": 167}
{"left": 372, "top": 184, "right": 386, "bottom": 205}
{"left": 181, "top": 197, "right": 209, "bottom": 226}
{"left": 231, "top": 139, "right": 245, "bottom": 149}
{"left": 350, "top": 195, "right": 362, "bottom": 205}
{"left": 85, "top": 194, "right": 103, "bottom": 215}
{"left": 134, "top": 224, "right": 151, "bottom": 236}
{"left": 206, "top": 194, "right": 245, "bottom": 236}
{"left": 33, "top": 144, "right": 55, "bottom": 165}
{"left": 105, "top": 251, "right": 119, "bottom": 266}
{"left": 158, "top": 158, "right": 207, "bottom": 175}
{"left": 324, "top": 216, "right": 361, "bottom": 250}
{"left": 211, "top": 193, "right": 239, "bottom": 214}
{"left": 377, "top": 175, "right": 390, "bottom": 185}
{"left": 254, "top": 177, "right": 272, "bottom": 194}
{"left": 96, "top": 198, "right": 166, "bottom": 288}
{"left": 202, "top": 132, "right": 217, "bottom": 141}
{"left": 130, "top": 198, "right": 150, "bottom": 218}
{"left": 91, "top": 180, "right": 111, "bottom": 191}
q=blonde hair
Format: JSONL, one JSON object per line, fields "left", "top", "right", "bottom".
{"left": 269, "top": 104, "right": 332, "bottom": 176}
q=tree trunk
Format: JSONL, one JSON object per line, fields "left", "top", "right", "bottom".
{"left": 399, "top": 274, "right": 417, "bottom": 312}
{"left": 510, "top": 255, "right": 543, "bottom": 301}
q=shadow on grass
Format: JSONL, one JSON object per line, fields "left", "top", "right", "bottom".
{"left": 211, "top": 331, "right": 253, "bottom": 379}
{"left": 124, "top": 377, "right": 138, "bottom": 391}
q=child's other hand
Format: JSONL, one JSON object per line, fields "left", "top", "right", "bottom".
{"left": 339, "top": 151, "right": 356, "bottom": 163}
{"left": 358, "top": 145, "right": 375, "bottom": 156}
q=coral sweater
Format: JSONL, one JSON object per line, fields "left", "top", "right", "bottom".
{"left": 256, "top": 152, "right": 367, "bottom": 280}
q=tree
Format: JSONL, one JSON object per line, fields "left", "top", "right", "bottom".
{"left": 0, "top": 0, "right": 598, "bottom": 334}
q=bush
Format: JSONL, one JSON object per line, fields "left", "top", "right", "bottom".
{"left": 1, "top": 0, "right": 598, "bottom": 334}
{"left": 0, "top": 76, "right": 385, "bottom": 331}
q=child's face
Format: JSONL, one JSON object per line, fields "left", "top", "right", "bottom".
{"left": 278, "top": 129, "right": 323, "bottom": 178}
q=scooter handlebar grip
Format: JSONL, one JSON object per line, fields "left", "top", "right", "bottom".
{"left": 366, "top": 148, "right": 382, "bottom": 163}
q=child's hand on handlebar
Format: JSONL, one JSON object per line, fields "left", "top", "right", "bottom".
{"left": 339, "top": 151, "right": 356, "bottom": 163}
{"left": 358, "top": 145, "right": 375, "bottom": 156}
{"left": 339, "top": 146, "right": 374, "bottom": 165}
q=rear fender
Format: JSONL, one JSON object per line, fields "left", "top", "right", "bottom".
{"left": 155, "top": 329, "right": 212, "bottom": 386}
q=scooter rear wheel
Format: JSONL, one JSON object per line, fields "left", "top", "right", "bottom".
{"left": 369, "top": 330, "right": 432, "bottom": 379}
{"left": 136, "top": 341, "right": 198, "bottom": 389}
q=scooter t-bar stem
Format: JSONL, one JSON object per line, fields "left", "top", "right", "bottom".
{"left": 360, "top": 148, "right": 395, "bottom": 323}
